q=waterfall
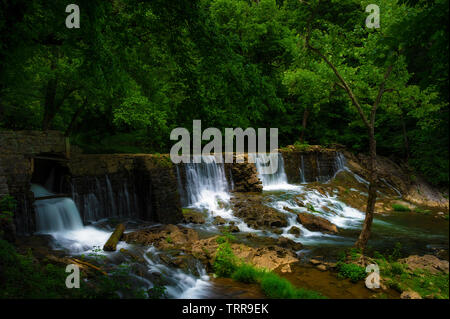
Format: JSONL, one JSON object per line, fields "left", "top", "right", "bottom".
{"left": 31, "top": 184, "right": 84, "bottom": 233}
{"left": 176, "top": 155, "right": 253, "bottom": 228}
{"left": 300, "top": 155, "right": 306, "bottom": 184}
{"left": 181, "top": 155, "right": 229, "bottom": 207}
{"left": 251, "top": 153, "right": 288, "bottom": 187}
{"left": 251, "top": 153, "right": 300, "bottom": 191}
{"left": 71, "top": 175, "right": 139, "bottom": 223}
{"left": 106, "top": 175, "right": 117, "bottom": 216}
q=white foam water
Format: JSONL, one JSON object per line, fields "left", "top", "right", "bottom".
{"left": 250, "top": 153, "right": 365, "bottom": 244}
{"left": 177, "top": 155, "right": 257, "bottom": 232}
{"left": 143, "top": 246, "right": 212, "bottom": 299}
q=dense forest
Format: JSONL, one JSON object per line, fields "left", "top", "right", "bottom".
{"left": 1, "top": 0, "right": 448, "bottom": 187}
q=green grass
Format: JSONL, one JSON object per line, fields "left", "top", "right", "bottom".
{"left": 414, "top": 208, "right": 432, "bottom": 215}
{"left": 231, "top": 263, "right": 264, "bottom": 284}
{"left": 391, "top": 204, "right": 411, "bottom": 212}
{"left": 260, "top": 272, "right": 325, "bottom": 299}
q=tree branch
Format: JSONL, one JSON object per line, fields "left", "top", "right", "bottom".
{"left": 305, "top": 25, "right": 371, "bottom": 130}
{"left": 371, "top": 64, "right": 394, "bottom": 127}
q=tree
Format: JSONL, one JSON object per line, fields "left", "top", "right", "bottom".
{"left": 300, "top": 0, "right": 418, "bottom": 250}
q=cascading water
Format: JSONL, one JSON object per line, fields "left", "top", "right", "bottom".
{"left": 250, "top": 153, "right": 365, "bottom": 245}
{"left": 176, "top": 155, "right": 255, "bottom": 231}
{"left": 31, "top": 184, "right": 115, "bottom": 252}
{"left": 32, "top": 184, "right": 84, "bottom": 233}
{"left": 182, "top": 155, "right": 230, "bottom": 207}
{"left": 300, "top": 155, "right": 306, "bottom": 184}
{"left": 32, "top": 183, "right": 214, "bottom": 298}
{"left": 251, "top": 153, "right": 288, "bottom": 186}
{"left": 71, "top": 175, "right": 139, "bottom": 223}
{"left": 250, "top": 153, "right": 301, "bottom": 191}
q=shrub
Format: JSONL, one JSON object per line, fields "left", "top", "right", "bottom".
{"left": 213, "top": 242, "right": 237, "bottom": 278}
{"left": 336, "top": 262, "right": 366, "bottom": 283}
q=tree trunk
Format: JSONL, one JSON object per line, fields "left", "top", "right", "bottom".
{"left": 354, "top": 129, "right": 377, "bottom": 251}
{"left": 42, "top": 77, "right": 58, "bottom": 130}
{"left": 400, "top": 113, "right": 410, "bottom": 161}
{"left": 300, "top": 108, "right": 309, "bottom": 143}
{"left": 65, "top": 98, "right": 87, "bottom": 136}
{"left": 103, "top": 223, "right": 125, "bottom": 251}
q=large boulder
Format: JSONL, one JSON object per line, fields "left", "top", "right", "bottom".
{"left": 123, "top": 224, "right": 198, "bottom": 250}
{"left": 399, "top": 255, "right": 449, "bottom": 274}
{"left": 182, "top": 209, "right": 206, "bottom": 224}
{"left": 227, "top": 154, "right": 263, "bottom": 193}
{"left": 296, "top": 212, "right": 338, "bottom": 234}
{"left": 190, "top": 236, "right": 298, "bottom": 273}
{"left": 231, "top": 194, "right": 287, "bottom": 231}
{"left": 400, "top": 290, "right": 422, "bottom": 299}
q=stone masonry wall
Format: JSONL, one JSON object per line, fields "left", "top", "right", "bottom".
{"left": 0, "top": 130, "right": 68, "bottom": 234}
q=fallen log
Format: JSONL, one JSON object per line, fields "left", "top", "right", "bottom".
{"left": 69, "top": 258, "right": 108, "bottom": 276}
{"left": 103, "top": 223, "right": 125, "bottom": 251}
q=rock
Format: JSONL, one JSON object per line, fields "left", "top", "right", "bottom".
{"left": 119, "top": 248, "right": 145, "bottom": 263}
{"left": 123, "top": 224, "right": 199, "bottom": 250}
{"left": 294, "top": 197, "right": 305, "bottom": 207}
{"left": 399, "top": 255, "right": 449, "bottom": 274}
{"left": 316, "top": 264, "right": 327, "bottom": 271}
{"left": 277, "top": 236, "right": 303, "bottom": 251}
{"left": 246, "top": 233, "right": 258, "bottom": 239}
{"left": 190, "top": 236, "right": 299, "bottom": 273}
{"left": 231, "top": 193, "right": 288, "bottom": 231}
{"left": 400, "top": 291, "right": 422, "bottom": 299}
{"left": 310, "top": 258, "right": 322, "bottom": 266}
{"left": 228, "top": 156, "right": 263, "bottom": 193}
{"left": 287, "top": 226, "right": 301, "bottom": 236}
{"left": 182, "top": 209, "right": 206, "bottom": 224}
{"left": 213, "top": 216, "right": 227, "bottom": 225}
{"left": 296, "top": 212, "right": 338, "bottom": 234}
{"left": 219, "top": 225, "right": 240, "bottom": 233}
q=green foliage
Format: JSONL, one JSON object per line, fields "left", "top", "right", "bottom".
{"left": 0, "top": 0, "right": 447, "bottom": 186}
{"left": 336, "top": 262, "right": 366, "bottom": 283}
{"left": 391, "top": 204, "right": 411, "bottom": 212}
{"left": 0, "top": 196, "right": 16, "bottom": 222}
{"left": 0, "top": 239, "right": 148, "bottom": 299}
{"left": 0, "top": 238, "right": 85, "bottom": 298}
{"left": 147, "top": 284, "right": 168, "bottom": 299}
{"left": 213, "top": 241, "right": 237, "bottom": 278}
{"left": 388, "top": 242, "right": 404, "bottom": 261}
